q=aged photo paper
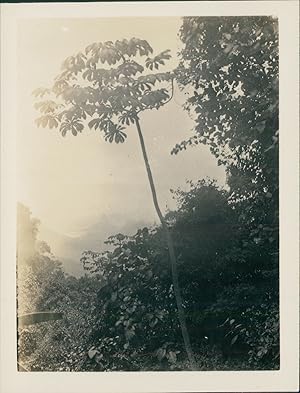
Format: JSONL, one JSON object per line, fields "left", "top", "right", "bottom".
{"left": 1, "top": 1, "right": 299, "bottom": 392}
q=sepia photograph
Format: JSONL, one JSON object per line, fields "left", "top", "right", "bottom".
{"left": 16, "top": 13, "right": 280, "bottom": 373}
{"left": 1, "top": 1, "right": 299, "bottom": 392}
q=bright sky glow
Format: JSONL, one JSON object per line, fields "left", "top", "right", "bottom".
{"left": 17, "top": 17, "right": 226, "bottom": 239}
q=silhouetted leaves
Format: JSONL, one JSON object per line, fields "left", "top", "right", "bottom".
{"left": 145, "top": 50, "right": 171, "bottom": 70}
{"left": 33, "top": 38, "right": 173, "bottom": 143}
{"left": 35, "top": 115, "right": 58, "bottom": 129}
{"left": 104, "top": 123, "right": 127, "bottom": 144}
{"left": 60, "top": 118, "right": 84, "bottom": 137}
{"left": 32, "top": 87, "right": 51, "bottom": 98}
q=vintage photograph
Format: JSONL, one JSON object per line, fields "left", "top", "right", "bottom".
{"left": 16, "top": 15, "right": 280, "bottom": 372}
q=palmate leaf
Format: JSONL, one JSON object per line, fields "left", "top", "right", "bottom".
{"left": 85, "top": 42, "right": 121, "bottom": 65}
{"left": 116, "top": 61, "right": 144, "bottom": 77}
{"left": 145, "top": 50, "right": 171, "bottom": 70}
{"left": 88, "top": 117, "right": 103, "bottom": 130}
{"left": 116, "top": 38, "right": 152, "bottom": 58}
{"left": 104, "top": 123, "right": 127, "bottom": 144}
{"left": 136, "top": 72, "right": 172, "bottom": 89}
{"left": 100, "top": 46, "right": 122, "bottom": 65}
{"left": 85, "top": 42, "right": 101, "bottom": 55}
{"left": 119, "top": 112, "right": 136, "bottom": 126}
{"left": 32, "top": 87, "right": 51, "bottom": 98}
{"left": 61, "top": 52, "right": 86, "bottom": 72}
{"left": 61, "top": 86, "right": 84, "bottom": 103}
{"left": 60, "top": 118, "right": 84, "bottom": 136}
{"left": 35, "top": 115, "right": 59, "bottom": 129}
{"left": 115, "top": 38, "right": 153, "bottom": 57}
{"left": 71, "top": 121, "right": 84, "bottom": 136}
{"left": 84, "top": 38, "right": 153, "bottom": 66}
{"left": 60, "top": 122, "right": 70, "bottom": 136}
{"left": 104, "top": 130, "right": 127, "bottom": 144}
{"left": 137, "top": 74, "right": 157, "bottom": 86}
{"left": 53, "top": 78, "right": 70, "bottom": 96}
{"left": 18, "top": 312, "right": 63, "bottom": 328}
{"left": 140, "top": 89, "right": 170, "bottom": 108}
{"left": 82, "top": 68, "right": 96, "bottom": 82}
{"left": 60, "top": 106, "right": 87, "bottom": 121}
{"left": 34, "top": 100, "right": 61, "bottom": 114}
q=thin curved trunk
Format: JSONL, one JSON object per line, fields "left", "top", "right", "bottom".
{"left": 135, "top": 117, "right": 197, "bottom": 370}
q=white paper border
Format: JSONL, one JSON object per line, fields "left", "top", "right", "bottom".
{"left": 1, "top": 2, "right": 299, "bottom": 392}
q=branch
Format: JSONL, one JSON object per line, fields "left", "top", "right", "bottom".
{"left": 161, "top": 77, "right": 175, "bottom": 106}
{"left": 136, "top": 77, "right": 175, "bottom": 115}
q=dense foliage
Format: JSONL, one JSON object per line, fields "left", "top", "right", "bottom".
{"left": 174, "top": 17, "right": 279, "bottom": 246}
{"left": 174, "top": 16, "right": 279, "bottom": 367}
{"left": 17, "top": 204, "right": 99, "bottom": 371}
{"left": 79, "top": 178, "right": 279, "bottom": 371}
{"left": 18, "top": 177, "right": 279, "bottom": 371}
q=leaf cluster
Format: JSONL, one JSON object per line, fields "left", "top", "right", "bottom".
{"left": 33, "top": 38, "right": 174, "bottom": 143}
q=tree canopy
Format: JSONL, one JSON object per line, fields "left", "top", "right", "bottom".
{"left": 174, "top": 16, "right": 278, "bottom": 204}
{"left": 33, "top": 38, "right": 174, "bottom": 141}
{"left": 174, "top": 16, "right": 279, "bottom": 289}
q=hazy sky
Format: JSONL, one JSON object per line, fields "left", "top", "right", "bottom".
{"left": 17, "top": 17, "right": 226, "bottom": 238}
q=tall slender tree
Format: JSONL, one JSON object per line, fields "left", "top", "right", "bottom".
{"left": 33, "top": 38, "right": 196, "bottom": 369}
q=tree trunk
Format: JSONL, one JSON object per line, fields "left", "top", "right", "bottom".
{"left": 135, "top": 116, "right": 197, "bottom": 370}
